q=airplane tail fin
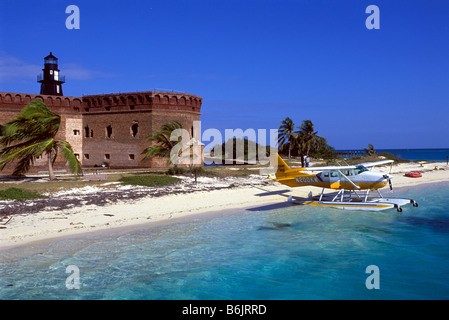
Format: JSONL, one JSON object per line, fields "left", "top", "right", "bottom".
{"left": 271, "top": 153, "right": 291, "bottom": 179}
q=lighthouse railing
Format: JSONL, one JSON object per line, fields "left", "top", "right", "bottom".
{"left": 37, "top": 74, "right": 65, "bottom": 82}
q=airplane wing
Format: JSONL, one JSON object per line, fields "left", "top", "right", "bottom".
{"left": 304, "top": 165, "right": 357, "bottom": 171}
{"left": 305, "top": 160, "right": 393, "bottom": 171}
{"left": 358, "top": 160, "right": 393, "bottom": 169}
{"left": 359, "top": 159, "right": 394, "bottom": 167}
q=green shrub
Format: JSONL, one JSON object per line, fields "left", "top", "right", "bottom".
{"left": 165, "top": 167, "right": 186, "bottom": 175}
{"left": 191, "top": 167, "right": 209, "bottom": 175}
{"left": 0, "top": 187, "right": 47, "bottom": 201}
{"left": 166, "top": 166, "right": 215, "bottom": 176}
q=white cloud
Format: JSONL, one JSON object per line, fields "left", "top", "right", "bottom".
{"left": 0, "top": 53, "right": 41, "bottom": 83}
{"left": 63, "top": 63, "right": 118, "bottom": 80}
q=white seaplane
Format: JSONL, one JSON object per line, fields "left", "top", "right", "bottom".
{"left": 270, "top": 154, "right": 418, "bottom": 212}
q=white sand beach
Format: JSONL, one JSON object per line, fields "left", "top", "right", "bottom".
{"left": 1, "top": 161, "right": 448, "bottom": 250}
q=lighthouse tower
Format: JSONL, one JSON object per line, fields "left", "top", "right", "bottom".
{"left": 37, "top": 52, "right": 65, "bottom": 96}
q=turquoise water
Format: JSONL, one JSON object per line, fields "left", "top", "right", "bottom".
{"left": 376, "top": 149, "right": 449, "bottom": 162}
{"left": 1, "top": 182, "right": 449, "bottom": 300}
{"left": 338, "top": 148, "right": 449, "bottom": 162}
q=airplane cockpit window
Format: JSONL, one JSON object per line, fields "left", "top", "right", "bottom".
{"left": 330, "top": 171, "right": 338, "bottom": 178}
{"left": 354, "top": 165, "right": 369, "bottom": 175}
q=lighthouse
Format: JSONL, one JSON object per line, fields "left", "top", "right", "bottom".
{"left": 37, "top": 52, "right": 65, "bottom": 96}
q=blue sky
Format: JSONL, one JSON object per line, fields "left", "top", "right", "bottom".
{"left": 0, "top": 0, "right": 448, "bottom": 149}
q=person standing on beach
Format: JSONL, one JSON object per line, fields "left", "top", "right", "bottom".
{"left": 305, "top": 155, "right": 310, "bottom": 167}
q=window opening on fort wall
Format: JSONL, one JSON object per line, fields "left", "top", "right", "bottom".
{"left": 106, "top": 125, "right": 112, "bottom": 138}
{"left": 131, "top": 122, "right": 138, "bottom": 137}
{"left": 84, "top": 125, "right": 93, "bottom": 138}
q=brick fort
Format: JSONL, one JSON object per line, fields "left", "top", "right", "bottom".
{"left": 0, "top": 53, "right": 203, "bottom": 173}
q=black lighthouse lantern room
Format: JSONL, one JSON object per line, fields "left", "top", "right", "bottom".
{"left": 37, "top": 52, "right": 65, "bottom": 96}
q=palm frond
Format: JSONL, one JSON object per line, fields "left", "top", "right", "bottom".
{"left": 1, "top": 101, "right": 60, "bottom": 143}
{"left": 0, "top": 139, "right": 53, "bottom": 175}
{"left": 11, "top": 153, "right": 38, "bottom": 176}
{"left": 143, "top": 121, "right": 185, "bottom": 164}
{"left": 57, "top": 140, "right": 82, "bottom": 175}
{"left": 142, "top": 145, "right": 171, "bottom": 162}
{"left": 0, "top": 100, "right": 76, "bottom": 178}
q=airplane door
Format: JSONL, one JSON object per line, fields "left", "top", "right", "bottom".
{"left": 329, "top": 171, "right": 341, "bottom": 188}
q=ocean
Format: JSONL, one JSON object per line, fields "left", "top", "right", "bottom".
{"left": 1, "top": 182, "right": 449, "bottom": 300}
{"left": 338, "top": 148, "right": 449, "bottom": 162}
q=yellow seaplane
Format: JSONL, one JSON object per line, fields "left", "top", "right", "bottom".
{"left": 270, "top": 154, "right": 418, "bottom": 212}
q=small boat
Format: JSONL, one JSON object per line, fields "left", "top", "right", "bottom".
{"left": 405, "top": 171, "right": 422, "bottom": 178}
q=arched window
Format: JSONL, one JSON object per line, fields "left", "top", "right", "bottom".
{"left": 131, "top": 122, "right": 139, "bottom": 137}
{"left": 106, "top": 125, "right": 112, "bottom": 138}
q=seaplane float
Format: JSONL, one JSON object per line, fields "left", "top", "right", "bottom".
{"left": 270, "top": 154, "right": 418, "bottom": 212}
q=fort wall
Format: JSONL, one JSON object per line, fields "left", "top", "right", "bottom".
{"left": 0, "top": 91, "right": 203, "bottom": 173}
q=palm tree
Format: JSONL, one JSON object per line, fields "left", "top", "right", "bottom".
{"left": 295, "top": 120, "right": 319, "bottom": 166}
{"left": 298, "top": 120, "right": 319, "bottom": 155}
{"left": 363, "top": 143, "right": 376, "bottom": 156}
{"left": 278, "top": 117, "right": 295, "bottom": 158}
{"left": 142, "top": 120, "right": 184, "bottom": 165}
{"left": 0, "top": 100, "right": 81, "bottom": 180}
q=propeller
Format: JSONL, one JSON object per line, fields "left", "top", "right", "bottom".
{"left": 383, "top": 174, "right": 393, "bottom": 191}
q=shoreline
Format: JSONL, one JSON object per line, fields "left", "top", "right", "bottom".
{"left": 1, "top": 161, "right": 449, "bottom": 252}
{"left": 0, "top": 203, "right": 266, "bottom": 260}
{"left": 0, "top": 175, "right": 290, "bottom": 251}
